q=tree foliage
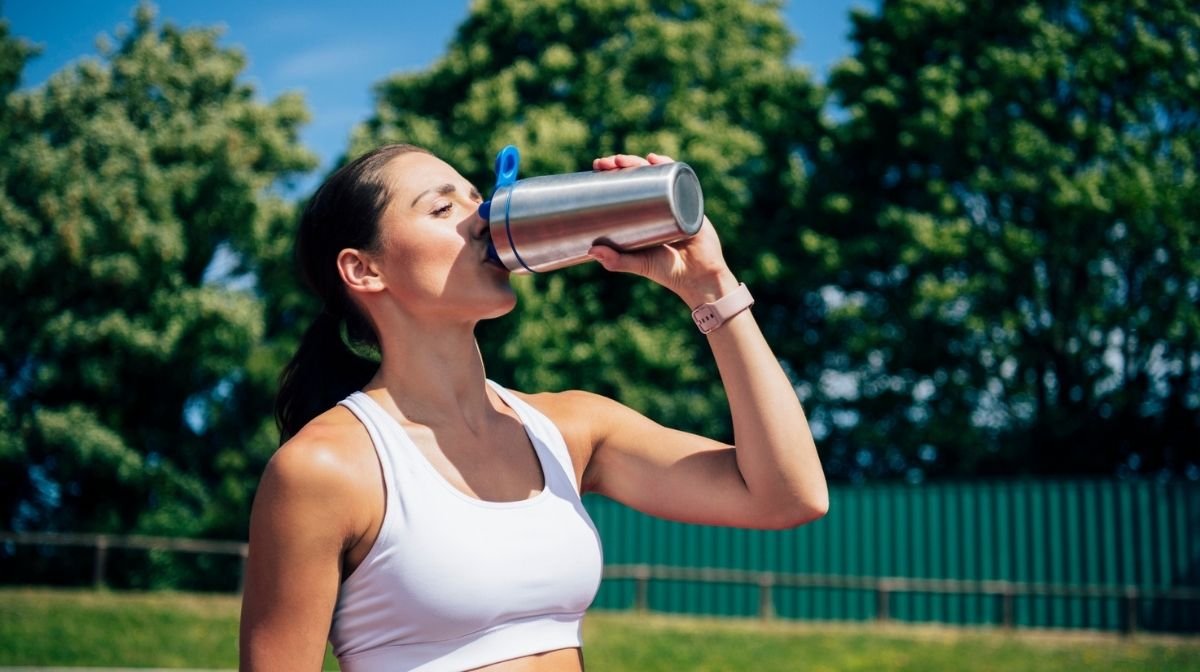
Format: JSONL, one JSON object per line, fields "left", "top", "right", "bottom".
{"left": 350, "top": 0, "right": 824, "bottom": 438}
{"left": 4, "top": 0, "right": 1197, "bottom": 569}
{"left": 804, "top": 0, "right": 1200, "bottom": 479}
{"left": 0, "top": 7, "right": 315, "bottom": 542}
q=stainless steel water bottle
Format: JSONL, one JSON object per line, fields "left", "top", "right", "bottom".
{"left": 480, "top": 145, "right": 705, "bottom": 274}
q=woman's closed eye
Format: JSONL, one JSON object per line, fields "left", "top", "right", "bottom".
{"left": 430, "top": 190, "right": 482, "bottom": 218}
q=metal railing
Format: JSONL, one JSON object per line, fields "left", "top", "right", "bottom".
{"left": 603, "top": 564, "right": 1200, "bottom": 635}
{"left": 5, "top": 532, "right": 1198, "bottom": 635}
{"left": 0, "top": 531, "right": 248, "bottom": 590}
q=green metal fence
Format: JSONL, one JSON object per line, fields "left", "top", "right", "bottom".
{"left": 583, "top": 480, "right": 1200, "bottom": 634}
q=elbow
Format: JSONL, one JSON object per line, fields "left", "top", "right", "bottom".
{"left": 761, "top": 490, "right": 829, "bottom": 530}
{"left": 806, "top": 490, "right": 831, "bottom": 522}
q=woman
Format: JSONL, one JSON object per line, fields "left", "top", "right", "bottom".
{"left": 239, "top": 144, "right": 828, "bottom": 671}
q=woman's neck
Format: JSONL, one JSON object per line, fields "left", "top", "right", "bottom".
{"left": 364, "top": 316, "right": 495, "bottom": 429}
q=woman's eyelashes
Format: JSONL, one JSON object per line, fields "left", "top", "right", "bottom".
{"left": 429, "top": 191, "right": 482, "bottom": 218}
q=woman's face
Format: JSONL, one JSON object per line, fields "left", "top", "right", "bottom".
{"left": 366, "top": 151, "right": 515, "bottom": 321}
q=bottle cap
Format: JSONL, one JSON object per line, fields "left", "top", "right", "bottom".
{"left": 479, "top": 145, "right": 521, "bottom": 222}
{"left": 481, "top": 145, "right": 521, "bottom": 263}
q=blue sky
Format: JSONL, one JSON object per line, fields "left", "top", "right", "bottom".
{"left": 5, "top": 1, "right": 872, "bottom": 176}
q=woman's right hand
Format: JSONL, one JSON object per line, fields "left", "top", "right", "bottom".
{"left": 587, "top": 153, "right": 740, "bottom": 308}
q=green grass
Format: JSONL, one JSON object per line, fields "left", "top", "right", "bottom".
{"left": 583, "top": 612, "right": 1200, "bottom": 672}
{"left": 0, "top": 587, "right": 338, "bottom": 669}
{"left": 1, "top": 588, "right": 1197, "bottom": 671}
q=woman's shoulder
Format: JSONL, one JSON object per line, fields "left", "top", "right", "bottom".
{"left": 508, "top": 387, "right": 622, "bottom": 429}
{"left": 504, "top": 389, "right": 604, "bottom": 489}
{"left": 506, "top": 388, "right": 658, "bottom": 494}
{"left": 512, "top": 387, "right": 649, "bottom": 429}
{"left": 262, "top": 405, "right": 378, "bottom": 505}
{"left": 506, "top": 388, "right": 640, "bottom": 450}
{"left": 248, "top": 405, "right": 382, "bottom": 576}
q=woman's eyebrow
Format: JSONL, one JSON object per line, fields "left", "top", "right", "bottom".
{"left": 410, "top": 183, "right": 484, "bottom": 208}
{"left": 411, "top": 183, "right": 455, "bottom": 207}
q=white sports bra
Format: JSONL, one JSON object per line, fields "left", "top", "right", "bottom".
{"left": 328, "top": 381, "right": 604, "bottom": 672}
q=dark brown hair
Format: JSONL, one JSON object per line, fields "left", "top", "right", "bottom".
{"left": 274, "top": 144, "right": 430, "bottom": 441}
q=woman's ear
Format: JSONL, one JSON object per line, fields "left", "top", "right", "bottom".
{"left": 337, "top": 248, "right": 386, "bottom": 296}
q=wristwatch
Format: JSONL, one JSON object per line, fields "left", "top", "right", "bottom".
{"left": 691, "top": 283, "right": 754, "bottom": 334}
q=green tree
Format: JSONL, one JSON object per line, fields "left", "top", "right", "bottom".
{"left": 807, "top": 0, "right": 1199, "bottom": 478}
{"left": 349, "top": 0, "right": 824, "bottom": 439}
{"left": 0, "top": 18, "right": 36, "bottom": 136}
{"left": 0, "top": 18, "right": 40, "bottom": 534}
{"left": 0, "top": 5, "right": 315, "bottom": 551}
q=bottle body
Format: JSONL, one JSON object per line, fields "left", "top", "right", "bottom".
{"left": 486, "top": 161, "right": 704, "bottom": 274}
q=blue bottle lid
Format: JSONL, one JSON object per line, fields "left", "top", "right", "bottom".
{"left": 482, "top": 145, "right": 520, "bottom": 264}
{"left": 479, "top": 145, "right": 521, "bottom": 222}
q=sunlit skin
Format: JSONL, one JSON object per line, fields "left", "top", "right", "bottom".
{"left": 239, "top": 151, "right": 828, "bottom": 671}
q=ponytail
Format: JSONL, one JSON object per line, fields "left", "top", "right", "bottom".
{"left": 272, "top": 143, "right": 431, "bottom": 443}
{"left": 275, "top": 310, "right": 378, "bottom": 442}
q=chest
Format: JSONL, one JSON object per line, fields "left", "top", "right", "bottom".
{"left": 387, "top": 493, "right": 603, "bottom": 617}
{"left": 401, "top": 414, "right": 546, "bottom": 503}
{"left": 372, "top": 447, "right": 605, "bottom": 633}
{"left": 332, "top": 390, "right": 606, "bottom": 653}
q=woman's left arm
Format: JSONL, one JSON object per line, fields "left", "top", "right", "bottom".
{"left": 572, "top": 153, "right": 828, "bottom": 530}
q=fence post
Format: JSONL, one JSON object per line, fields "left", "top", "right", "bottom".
{"left": 876, "top": 580, "right": 891, "bottom": 622}
{"left": 92, "top": 536, "right": 108, "bottom": 589}
{"left": 634, "top": 565, "right": 650, "bottom": 613}
{"left": 1124, "top": 588, "right": 1138, "bottom": 636}
{"left": 238, "top": 546, "right": 249, "bottom": 593}
{"left": 758, "top": 574, "right": 775, "bottom": 621}
{"left": 1001, "top": 587, "right": 1014, "bottom": 629}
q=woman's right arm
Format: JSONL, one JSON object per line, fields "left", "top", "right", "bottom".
{"left": 239, "top": 428, "right": 367, "bottom": 671}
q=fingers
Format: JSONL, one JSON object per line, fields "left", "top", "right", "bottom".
{"left": 593, "top": 153, "right": 673, "bottom": 170}
{"left": 592, "top": 154, "right": 648, "bottom": 170}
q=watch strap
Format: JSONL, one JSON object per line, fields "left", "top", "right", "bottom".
{"left": 691, "top": 283, "right": 754, "bottom": 334}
